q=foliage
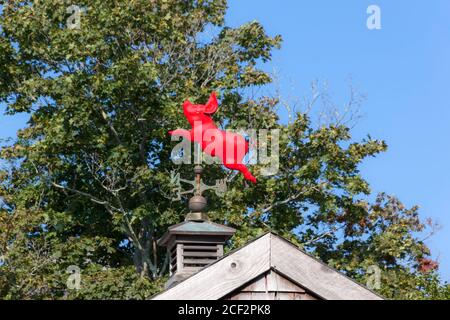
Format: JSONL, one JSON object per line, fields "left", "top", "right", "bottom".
{"left": 0, "top": 0, "right": 448, "bottom": 299}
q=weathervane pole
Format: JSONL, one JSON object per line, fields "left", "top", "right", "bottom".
{"left": 186, "top": 165, "right": 208, "bottom": 222}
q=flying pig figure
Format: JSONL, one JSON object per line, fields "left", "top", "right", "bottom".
{"left": 169, "top": 92, "right": 257, "bottom": 184}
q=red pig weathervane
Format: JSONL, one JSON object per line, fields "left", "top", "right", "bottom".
{"left": 169, "top": 92, "right": 257, "bottom": 184}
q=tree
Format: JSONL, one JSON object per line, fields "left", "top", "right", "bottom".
{"left": 0, "top": 0, "right": 448, "bottom": 299}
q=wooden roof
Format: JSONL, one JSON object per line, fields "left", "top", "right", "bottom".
{"left": 151, "top": 232, "right": 384, "bottom": 300}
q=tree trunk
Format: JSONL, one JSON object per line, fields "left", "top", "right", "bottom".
{"left": 132, "top": 242, "right": 155, "bottom": 279}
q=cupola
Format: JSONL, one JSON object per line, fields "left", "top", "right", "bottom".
{"left": 158, "top": 165, "right": 236, "bottom": 288}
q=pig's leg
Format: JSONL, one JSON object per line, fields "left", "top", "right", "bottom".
{"left": 226, "top": 163, "right": 257, "bottom": 184}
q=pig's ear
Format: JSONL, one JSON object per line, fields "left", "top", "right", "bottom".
{"left": 183, "top": 99, "right": 193, "bottom": 108}
{"left": 204, "top": 92, "right": 218, "bottom": 114}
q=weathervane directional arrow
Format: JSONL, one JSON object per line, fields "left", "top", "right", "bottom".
{"left": 170, "top": 165, "right": 227, "bottom": 202}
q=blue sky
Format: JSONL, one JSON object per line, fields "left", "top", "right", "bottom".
{"left": 1, "top": 1, "right": 449, "bottom": 280}
{"left": 226, "top": 0, "right": 450, "bottom": 280}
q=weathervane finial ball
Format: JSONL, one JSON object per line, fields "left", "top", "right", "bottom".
{"left": 194, "top": 165, "right": 203, "bottom": 175}
{"left": 189, "top": 195, "right": 207, "bottom": 213}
